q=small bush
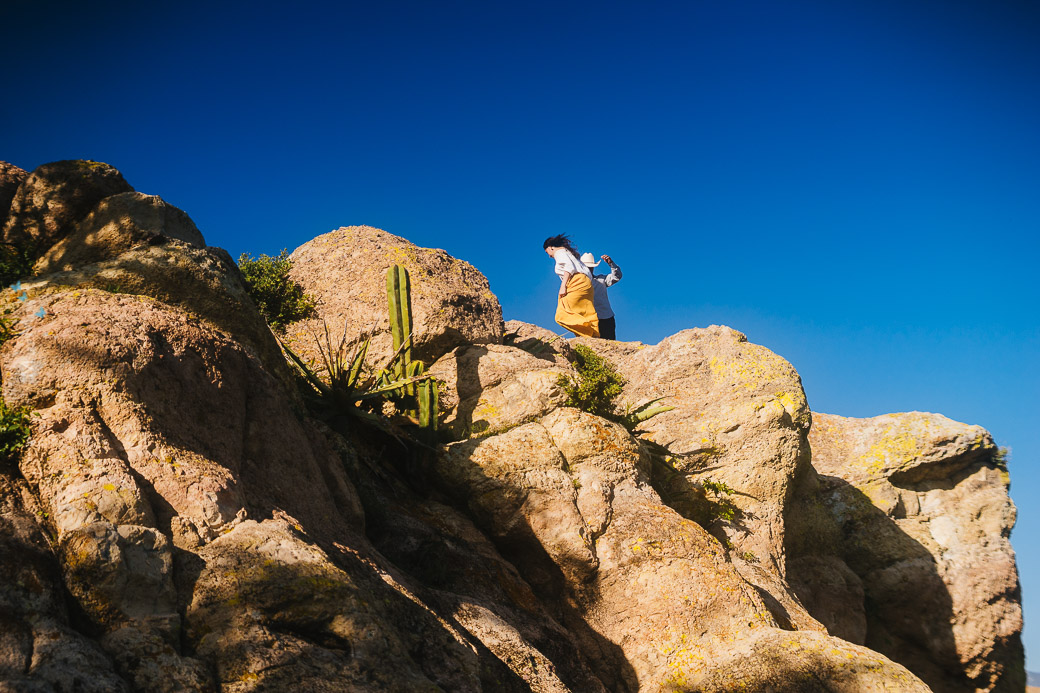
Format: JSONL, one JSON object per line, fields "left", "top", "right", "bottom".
{"left": 558, "top": 345, "right": 673, "bottom": 430}
{"left": 0, "top": 399, "right": 32, "bottom": 464}
{"left": 237, "top": 250, "right": 316, "bottom": 331}
{"left": 558, "top": 344, "right": 626, "bottom": 419}
{"left": 0, "top": 242, "right": 35, "bottom": 288}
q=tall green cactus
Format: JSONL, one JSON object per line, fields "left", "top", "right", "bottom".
{"left": 386, "top": 264, "right": 412, "bottom": 380}
{"left": 385, "top": 264, "right": 439, "bottom": 431}
{"left": 417, "top": 379, "right": 439, "bottom": 431}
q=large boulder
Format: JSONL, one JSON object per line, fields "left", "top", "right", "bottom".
{"left": 0, "top": 471, "right": 129, "bottom": 692}
{"left": 788, "top": 411, "right": 1024, "bottom": 692}
{"left": 427, "top": 343, "right": 570, "bottom": 438}
{"left": 21, "top": 240, "right": 286, "bottom": 380}
{"left": 35, "top": 191, "right": 205, "bottom": 273}
{"left": 1, "top": 286, "right": 539, "bottom": 692}
{"left": 2, "top": 160, "right": 133, "bottom": 255}
{"left": 285, "top": 225, "right": 503, "bottom": 369}
{"left": 0, "top": 161, "right": 28, "bottom": 224}
{"left": 435, "top": 407, "right": 928, "bottom": 691}
{"left": 1, "top": 289, "right": 367, "bottom": 689}
{"left": 575, "top": 326, "right": 812, "bottom": 580}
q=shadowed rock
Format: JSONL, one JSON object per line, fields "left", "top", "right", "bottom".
{"left": 0, "top": 161, "right": 28, "bottom": 225}
{"left": 36, "top": 191, "right": 205, "bottom": 273}
{"left": 788, "top": 411, "right": 1024, "bottom": 692}
{"left": 2, "top": 160, "right": 133, "bottom": 256}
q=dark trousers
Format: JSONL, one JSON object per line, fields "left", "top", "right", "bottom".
{"left": 599, "top": 316, "right": 616, "bottom": 340}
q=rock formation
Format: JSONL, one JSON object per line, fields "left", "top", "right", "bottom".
{"left": 0, "top": 161, "right": 28, "bottom": 220}
{"left": 0, "top": 159, "right": 1023, "bottom": 691}
{"left": 787, "top": 412, "right": 1024, "bottom": 692}
{"left": 285, "top": 225, "right": 503, "bottom": 369}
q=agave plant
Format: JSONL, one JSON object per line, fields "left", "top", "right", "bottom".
{"left": 281, "top": 323, "right": 430, "bottom": 424}
{"left": 279, "top": 264, "right": 439, "bottom": 432}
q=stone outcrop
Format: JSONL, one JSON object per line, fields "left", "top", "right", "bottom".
{"left": 0, "top": 161, "right": 28, "bottom": 222}
{"left": 2, "top": 160, "right": 134, "bottom": 255}
{"left": 285, "top": 225, "right": 503, "bottom": 368}
{"left": 575, "top": 327, "right": 812, "bottom": 581}
{"left": 35, "top": 191, "right": 205, "bottom": 273}
{"left": 0, "top": 159, "right": 1022, "bottom": 691}
{"left": 433, "top": 406, "right": 927, "bottom": 691}
{"left": 427, "top": 343, "right": 570, "bottom": 438}
{"left": 788, "top": 412, "right": 1024, "bottom": 693}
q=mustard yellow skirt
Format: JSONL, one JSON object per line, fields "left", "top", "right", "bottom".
{"left": 555, "top": 274, "right": 600, "bottom": 338}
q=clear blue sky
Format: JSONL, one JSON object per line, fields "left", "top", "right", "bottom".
{"left": 3, "top": 0, "right": 1038, "bottom": 668}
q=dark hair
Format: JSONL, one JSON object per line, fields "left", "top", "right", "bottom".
{"left": 542, "top": 234, "right": 580, "bottom": 259}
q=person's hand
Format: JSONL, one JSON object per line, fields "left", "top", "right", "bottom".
{"left": 601, "top": 254, "right": 612, "bottom": 263}
{"left": 558, "top": 287, "right": 567, "bottom": 297}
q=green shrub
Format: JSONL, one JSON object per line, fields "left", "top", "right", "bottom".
{"left": 0, "top": 242, "right": 35, "bottom": 288}
{"left": 558, "top": 344, "right": 626, "bottom": 419}
{"left": 237, "top": 250, "right": 316, "bottom": 331}
{"left": 0, "top": 399, "right": 32, "bottom": 464}
{"left": 558, "top": 345, "right": 674, "bottom": 430}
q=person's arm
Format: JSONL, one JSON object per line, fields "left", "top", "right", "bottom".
{"left": 601, "top": 255, "right": 622, "bottom": 287}
{"left": 559, "top": 271, "right": 572, "bottom": 296}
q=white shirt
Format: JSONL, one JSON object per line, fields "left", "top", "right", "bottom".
{"left": 590, "top": 257, "right": 622, "bottom": 319}
{"left": 553, "top": 249, "right": 591, "bottom": 280}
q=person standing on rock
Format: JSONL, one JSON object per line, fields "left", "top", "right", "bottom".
{"left": 581, "top": 252, "right": 622, "bottom": 340}
{"left": 543, "top": 234, "right": 599, "bottom": 338}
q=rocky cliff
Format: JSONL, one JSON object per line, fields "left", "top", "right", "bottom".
{"left": 0, "top": 160, "right": 1023, "bottom": 692}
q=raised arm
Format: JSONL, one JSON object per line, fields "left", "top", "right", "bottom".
{"left": 601, "top": 255, "right": 622, "bottom": 287}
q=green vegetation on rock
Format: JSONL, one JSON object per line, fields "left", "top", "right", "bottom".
{"left": 0, "top": 241, "right": 36, "bottom": 288}
{"left": 559, "top": 345, "right": 625, "bottom": 419}
{"left": 237, "top": 249, "right": 316, "bottom": 331}
{"left": 558, "top": 344, "right": 673, "bottom": 431}
{"left": 282, "top": 265, "right": 439, "bottom": 436}
{"left": 0, "top": 398, "right": 32, "bottom": 464}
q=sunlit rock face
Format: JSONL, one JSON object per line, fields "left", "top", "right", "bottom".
{"left": 285, "top": 224, "right": 503, "bottom": 370}
{"left": 788, "top": 412, "right": 1024, "bottom": 693}
{"left": 0, "top": 159, "right": 1021, "bottom": 691}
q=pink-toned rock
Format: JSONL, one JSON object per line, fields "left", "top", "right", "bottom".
{"left": 435, "top": 407, "right": 928, "bottom": 691}
{"left": 0, "top": 472, "right": 129, "bottom": 692}
{"left": 427, "top": 343, "right": 570, "bottom": 438}
{"left": 2, "top": 289, "right": 365, "bottom": 689}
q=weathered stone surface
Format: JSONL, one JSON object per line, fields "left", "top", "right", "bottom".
{"left": 788, "top": 411, "right": 1024, "bottom": 693}
{"left": 186, "top": 518, "right": 482, "bottom": 692}
{"left": 435, "top": 407, "right": 926, "bottom": 691}
{"left": 428, "top": 344, "right": 569, "bottom": 438}
{"left": 358, "top": 460, "right": 610, "bottom": 693}
{"left": 575, "top": 326, "right": 812, "bottom": 579}
{"left": 0, "top": 161, "right": 28, "bottom": 224}
{"left": 2, "top": 160, "right": 133, "bottom": 254}
{"left": 503, "top": 319, "right": 575, "bottom": 368}
{"left": 0, "top": 169, "right": 1018, "bottom": 692}
{"left": 22, "top": 240, "right": 287, "bottom": 379}
{"left": 0, "top": 472, "right": 129, "bottom": 692}
{"left": 285, "top": 225, "right": 503, "bottom": 368}
{"left": 36, "top": 191, "right": 205, "bottom": 273}
{"left": 2, "top": 289, "right": 366, "bottom": 690}
{"left": 787, "top": 554, "right": 867, "bottom": 644}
